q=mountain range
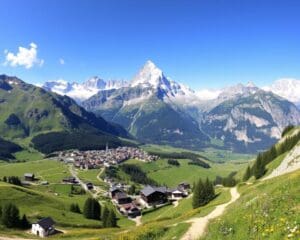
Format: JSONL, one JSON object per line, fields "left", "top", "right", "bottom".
{"left": 0, "top": 75, "right": 131, "bottom": 155}
{"left": 6, "top": 61, "right": 299, "bottom": 153}
{"left": 79, "top": 61, "right": 300, "bottom": 153}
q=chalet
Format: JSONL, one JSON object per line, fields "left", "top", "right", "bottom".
{"left": 62, "top": 177, "right": 77, "bottom": 184}
{"left": 110, "top": 187, "right": 124, "bottom": 198}
{"left": 24, "top": 173, "right": 35, "bottom": 181}
{"left": 127, "top": 206, "right": 141, "bottom": 218}
{"left": 178, "top": 182, "right": 191, "bottom": 191}
{"left": 140, "top": 186, "right": 168, "bottom": 206}
{"left": 114, "top": 192, "right": 132, "bottom": 205}
{"left": 167, "top": 188, "right": 185, "bottom": 200}
{"left": 32, "top": 217, "right": 55, "bottom": 237}
{"left": 86, "top": 182, "right": 93, "bottom": 190}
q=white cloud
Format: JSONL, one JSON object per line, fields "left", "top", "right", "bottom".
{"left": 4, "top": 42, "right": 44, "bottom": 69}
{"left": 59, "top": 58, "right": 65, "bottom": 65}
{"left": 197, "top": 89, "right": 221, "bottom": 100}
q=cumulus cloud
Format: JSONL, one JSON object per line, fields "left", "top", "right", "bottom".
{"left": 59, "top": 58, "right": 65, "bottom": 65}
{"left": 4, "top": 42, "right": 44, "bottom": 69}
{"left": 197, "top": 89, "right": 221, "bottom": 100}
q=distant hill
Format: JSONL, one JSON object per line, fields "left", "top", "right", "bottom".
{"left": 0, "top": 75, "right": 132, "bottom": 154}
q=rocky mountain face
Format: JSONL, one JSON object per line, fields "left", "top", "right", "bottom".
{"left": 82, "top": 61, "right": 300, "bottom": 153}
{"left": 42, "top": 77, "right": 128, "bottom": 102}
{"left": 0, "top": 75, "right": 130, "bottom": 153}
{"left": 83, "top": 61, "right": 209, "bottom": 149}
{"left": 201, "top": 87, "right": 300, "bottom": 152}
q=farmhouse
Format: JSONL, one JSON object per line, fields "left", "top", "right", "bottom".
{"left": 167, "top": 188, "right": 186, "bottom": 200}
{"left": 86, "top": 182, "right": 93, "bottom": 190}
{"left": 114, "top": 192, "right": 132, "bottom": 205}
{"left": 110, "top": 187, "right": 124, "bottom": 198}
{"left": 140, "top": 186, "right": 168, "bottom": 206}
{"left": 178, "top": 182, "right": 191, "bottom": 191}
{"left": 24, "top": 173, "right": 35, "bottom": 181}
{"left": 62, "top": 176, "right": 77, "bottom": 184}
{"left": 32, "top": 217, "right": 55, "bottom": 237}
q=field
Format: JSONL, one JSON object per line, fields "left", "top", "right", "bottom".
{"left": 0, "top": 159, "right": 70, "bottom": 183}
{"left": 141, "top": 144, "right": 254, "bottom": 163}
{"left": 124, "top": 159, "right": 248, "bottom": 187}
{"left": 0, "top": 143, "right": 256, "bottom": 239}
{"left": 203, "top": 170, "right": 300, "bottom": 240}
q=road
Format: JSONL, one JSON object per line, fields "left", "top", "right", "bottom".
{"left": 180, "top": 187, "right": 240, "bottom": 240}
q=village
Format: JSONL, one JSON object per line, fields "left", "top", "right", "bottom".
{"left": 55, "top": 146, "right": 159, "bottom": 169}
{"left": 18, "top": 145, "right": 191, "bottom": 238}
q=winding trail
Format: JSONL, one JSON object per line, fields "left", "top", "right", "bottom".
{"left": 181, "top": 187, "right": 240, "bottom": 240}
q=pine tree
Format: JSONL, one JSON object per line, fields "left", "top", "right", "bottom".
{"left": 20, "top": 214, "right": 30, "bottom": 229}
{"left": 91, "top": 198, "right": 101, "bottom": 220}
{"left": 253, "top": 154, "right": 265, "bottom": 179}
{"left": 192, "top": 180, "right": 200, "bottom": 209}
{"left": 83, "top": 198, "right": 93, "bottom": 219}
{"left": 102, "top": 206, "right": 109, "bottom": 227}
{"left": 83, "top": 198, "right": 101, "bottom": 220}
{"left": 1, "top": 203, "right": 20, "bottom": 228}
{"left": 243, "top": 166, "right": 251, "bottom": 181}
{"left": 107, "top": 209, "right": 117, "bottom": 227}
{"left": 3, "top": 176, "right": 7, "bottom": 182}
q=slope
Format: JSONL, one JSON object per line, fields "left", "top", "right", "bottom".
{"left": 0, "top": 75, "right": 130, "bottom": 154}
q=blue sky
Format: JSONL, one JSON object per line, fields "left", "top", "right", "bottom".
{"left": 0, "top": 0, "right": 300, "bottom": 89}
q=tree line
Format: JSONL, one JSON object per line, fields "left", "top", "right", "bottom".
{"left": 243, "top": 126, "right": 300, "bottom": 180}
{"left": 120, "top": 164, "right": 157, "bottom": 185}
{"left": 192, "top": 178, "right": 215, "bottom": 209}
{"left": 214, "top": 172, "right": 237, "bottom": 187}
{"left": 0, "top": 203, "right": 30, "bottom": 229}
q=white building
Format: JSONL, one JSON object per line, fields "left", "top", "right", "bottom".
{"left": 32, "top": 217, "right": 55, "bottom": 237}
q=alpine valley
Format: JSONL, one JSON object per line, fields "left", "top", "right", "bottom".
{"left": 42, "top": 61, "right": 300, "bottom": 153}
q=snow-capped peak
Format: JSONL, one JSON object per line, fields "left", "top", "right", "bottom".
{"left": 131, "top": 60, "right": 164, "bottom": 87}
{"left": 82, "top": 76, "right": 106, "bottom": 89}
{"left": 41, "top": 76, "right": 128, "bottom": 102}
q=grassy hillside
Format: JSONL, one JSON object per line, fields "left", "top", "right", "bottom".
{"left": 204, "top": 170, "right": 300, "bottom": 240}
{"left": 123, "top": 158, "right": 247, "bottom": 187}
{"left": 0, "top": 75, "right": 130, "bottom": 155}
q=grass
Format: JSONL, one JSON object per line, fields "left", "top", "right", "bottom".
{"left": 124, "top": 159, "right": 247, "bottom": 187}
{"left": 203, "top": 170, "right": 300, "bottom": 240}
{"left": 0, "top": 182, "right": 101, "bottom": 228}
{"left": 142, "top": 188, "right": 230, "bottom": 224}
{"left": 0, "top": 159, "right": 70, "bottom": 183}
{"left": 141, "top": 144, "right": 254, "bottom": 163}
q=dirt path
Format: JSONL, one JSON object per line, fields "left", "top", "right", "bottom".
{"left": 131, "top": 216, "right": 142, "bottom": 226}
{"left": 180, "top": 187, "right": 240, "bottom": 240}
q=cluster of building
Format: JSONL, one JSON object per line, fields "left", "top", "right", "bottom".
{"left": 56, "top": 147, "right": 158, "bottom": 169}
{"left": 139, "top": 183, "right": 191, "bottom": 207}
{"left": 109, "top": 182, "right": 191, "bottom": 218}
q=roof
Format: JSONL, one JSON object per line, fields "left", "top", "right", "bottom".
{"left": 36, "top": 217, "right": 55, "bottom": 230}
{"left": 141, "top": 186, "right": 167, "bottom": 197}
{"left": 24, "top": 173, "right": 34, "bottom": 177}
{"left": 115, "top": 192, "right": 129, "bottom": 199}
{"left": 110, "top": 187, "right": 123, "bottom": 193}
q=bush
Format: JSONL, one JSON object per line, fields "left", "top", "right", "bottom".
{"left": 70, "top": 203, "right": 81, "bottom": 214}
{"left": 167, "top": 159, "right": 180, "bottom": 166}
